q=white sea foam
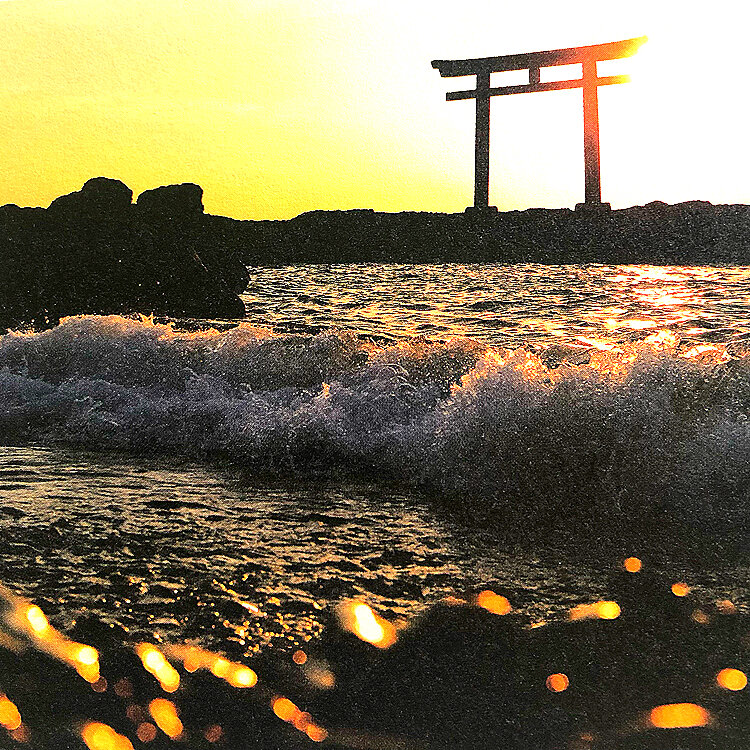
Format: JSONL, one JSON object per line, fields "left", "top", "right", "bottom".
{"left": 1, "top": 316, "right": 748, "bottom": 533}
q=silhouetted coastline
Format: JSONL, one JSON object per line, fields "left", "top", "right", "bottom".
{"left": 0, "top": 178, "right": 248, "bottom": 330}
{"left": 2, "top": 178, "right": 749, "bottom": 330}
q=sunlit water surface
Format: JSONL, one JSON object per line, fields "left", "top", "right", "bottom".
{"left": 2, "top": 263, "right": 749, "bottom": 653}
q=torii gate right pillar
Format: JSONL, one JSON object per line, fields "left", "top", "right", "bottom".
{"left": 582, "top": 59, "right": 602, "bottom": 206}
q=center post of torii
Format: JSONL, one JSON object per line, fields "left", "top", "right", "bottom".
{"left": 432, "top": 36, "right": 647, "bottom": 214}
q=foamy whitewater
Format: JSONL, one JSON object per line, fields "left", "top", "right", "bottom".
{"left": 1, "top": 263, "right": 748, "bottom": 651}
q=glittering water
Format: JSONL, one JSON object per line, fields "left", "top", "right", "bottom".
{"left": 1, "top": 263, "right": 749, "bottom": 655}
{"left": 242, "top": 263, "right": 750, "bottom": 347}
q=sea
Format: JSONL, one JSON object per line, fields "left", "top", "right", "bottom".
{"left": 1, "top": 262, "right": 749, "bottom": 657}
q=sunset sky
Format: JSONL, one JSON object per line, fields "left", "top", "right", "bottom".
{"left": 1, "top": 0, "right": 748, "bottom": 219}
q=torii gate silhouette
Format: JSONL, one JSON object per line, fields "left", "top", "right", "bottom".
{"left": 432, "top": 36, "right": 647, "bottom": 213}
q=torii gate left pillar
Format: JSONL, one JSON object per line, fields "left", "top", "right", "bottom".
{"left": 432, "top": 36, "right": 646, "bottom": 213}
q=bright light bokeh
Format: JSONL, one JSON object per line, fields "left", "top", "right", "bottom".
{"left": 0, "top": 0, "right": 748, "bottom": 218}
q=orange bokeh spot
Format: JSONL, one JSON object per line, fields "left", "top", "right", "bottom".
{"left": 546, "top": 673, "right": 570, "bottom": 693}
{"left": 717, "top": 668, "right": 747, "bottom": 691}
{"left": 306, "top": 724, "right": 328, "bottom": 743}
{"left": 292, "top": 650, "right": 308, "bottom": 665}
{"left": 81, "top": 722, "right": 134, "bottom": 750}
{"left": 623, "top": 557, "right": 642, "bottom": 573}
{"left": 476, "top": 590, "right": 512, "bottom": 615}
{"left": 204, "top": 725, "right": 223, "bottom": 743}
{"left": 272, "top": 697, "right": 298, "bottom": 723}
{"left": 0, "top": 697, "right": 22, "bottom": 730}
{"left": 227, "top": 667, "right": 257, "bottom": 689}
{"left": 148, "top": 699, "right": 183, "bottom": 739}
{"left": 671, "top": 582, "right": 690, "bottom": 597}
{"left": 136, "top": 723, "right": 157, "bottom": 743}
{"left": 649, "top": 703, "right": 710, "bottom": 729}
{"left": 716, "top": 599, "right": 736, "bottom": 615}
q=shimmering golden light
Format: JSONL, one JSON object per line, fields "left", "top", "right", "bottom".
{"left": 716, "top": 668, "right": 747, "bottom": 691}
{"left": 671, "top": 582, "right": 690, "bottom": 597}
{"left": 649, "top": 703, "right": 710, "bottom": 729}
{"left": 476, "top": 590, "right": 512, "bottom": 615}
{"left": 210, "top": 658, "right": 231, "bottom": 679}
{"left": 136, "top": 723, "right": 157, "bottom": 743}
{"left": 306, "top": 724, "right": 328, "bottom": 743}
{"left": 25, "top": 605, "right": 50, "bottom": 634}
{"left": 292, "top": 650, "right": 308, "bottom": 665}
{"left": 227, "top": 666, "right": 257, "bottom": 688}
{"left": 0, "top": 696, "right": 22, "bottom": 731}
{"left": 76, "top": 645, "right": 99, "bottom": 666}
{"left": 149, "top": 699, "right": 183, "bottom": 739}
{"left": 546, "top": 673, "right": 570, "bottom": 693}
{"left": 623, "top": 557, "right": 642, "bottom": 573}
{"left": 569, "top": 601, "right": 621, "bottom": 621}
{"left": 338, "top": 601, "right": 397, "bottom": 649}
{"left": 81, "top": 722, "right": 134, "bottom": 750}
{"left": 272, "top": 697, "right": 297, "bottom": 723}
{"left": 136, "top": 645, "right": 180, "bottom": 693}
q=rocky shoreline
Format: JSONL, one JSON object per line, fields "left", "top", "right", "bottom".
{"left": 0, "top": 561, "right": 746, "bottom": 749}
{"left": 2, "top": 179, "right": 749, "bottom": 330}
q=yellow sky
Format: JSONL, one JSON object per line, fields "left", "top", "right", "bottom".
{"left": 0, "top": 0, "right": 748, "bottom": 219}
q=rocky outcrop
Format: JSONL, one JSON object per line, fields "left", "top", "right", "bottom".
{"left": 0, "top": 179, "right": 248, "bottom": 329}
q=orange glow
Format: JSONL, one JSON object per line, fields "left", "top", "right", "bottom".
{"left": 569, "top": 601, "right": 621, "bottom": 621}
{"left": 476, "top": 590, "right": 512, "bottom": 615}
{"left": 0, "top": 696, "right": 22, "bottom": 731}
{"left": 671, "top": 582, "right": 690, "bottom": 597}
{"left": 25, "top": 606, "right": 50, "bottom": 634}
{"left": 76, "top": 645, "right": 99, "bottom": 666}
{"left": 9, "top": 724, "right": 30, "bottom": 743}
{"left": 306, "top": 724, "right": 328, "bottom": 743}
{"left": 227, "top": 666, "right": 258, "bottom": 689}
{"left": 149, "top": 699, "right": 183, "bottom": 739}
{"left": 337, "top": 601, "right": 397, "bottom": 649}
{"left": 292, "top": 650, "right": 308, "bottom": 665}
{"left": 716, "top": 668, "right": 747, "bottom": 691}
{"left": 136, "top": 644, "right": 180, "bottom": 693}
{"left": 210, "top": 658, "right": 231, "bottom": 679}
{"left": 649, "top": 703, "right": 710, "bottom": 729}
{"left": 546, "top": 673, "right": 570, "bottom": 692}
{"left": 204, "top": 725, "right": 223, "bottom": 743}
{"left": 716, "top": 600, "right": 736, "bottom": 615}
{"left": 623, "top": 557, "right": 642, "bottom": 573}
{"left": 81, "top": 722, "right": 134, "bottom": 750}
{"left": 136, "top": 723, "right": 157, "bottom": 743}
{"left": 272, "top": 697, "right": 297, "bottom": 723}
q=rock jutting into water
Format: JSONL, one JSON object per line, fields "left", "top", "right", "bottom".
{"left": 0, "top": 561, "right": 746, "bottom": 749}
{"left": 0, "top": 178, "right": 249, "bottom": 330}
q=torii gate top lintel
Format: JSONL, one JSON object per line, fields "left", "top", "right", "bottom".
{"left": 431, "top": 36, "right": 647, "bottom": 78}
{"left": 432, "top": 36, "right": 647, "bottom": 213}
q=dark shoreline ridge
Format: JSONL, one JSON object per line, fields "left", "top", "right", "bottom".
{"left": 2, "top": 177, "right": 750, "bottom": 328}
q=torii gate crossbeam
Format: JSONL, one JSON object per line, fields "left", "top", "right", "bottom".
{"left": 432, "top": 36, "right": 647, "bottom": 212}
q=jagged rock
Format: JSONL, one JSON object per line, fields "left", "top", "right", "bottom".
{"left": 136, "top": 183, "right": 204, "bottom": 220}
{"left": 47, "top": 177, "right": 133, "bottom": 219}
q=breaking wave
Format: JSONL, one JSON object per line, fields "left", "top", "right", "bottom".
{"left": 1, "top": 315, "right": 748, "bottom": 539}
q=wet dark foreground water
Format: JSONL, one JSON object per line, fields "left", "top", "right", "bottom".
{"left": 1, "top": 446, "right": 747, "bottom": 658}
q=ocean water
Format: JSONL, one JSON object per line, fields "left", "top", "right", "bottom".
{"left": 1, "top": 263, "right": 749, "bottom": 654}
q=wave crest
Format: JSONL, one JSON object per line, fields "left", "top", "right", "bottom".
{"left": 1, "top": 316, "right": 748, "bottom": 535}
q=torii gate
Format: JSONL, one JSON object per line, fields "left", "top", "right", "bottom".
{"left": 432, "top": 36, "right": 647, "bottom": 213}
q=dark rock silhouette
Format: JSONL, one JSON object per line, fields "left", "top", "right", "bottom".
{"left": 136, "top": 182, "right": 205, "bottom": 219}
{"left": 0, "top": 179, "right": 248, "bottom": 329}
{"left": 2, "top": 178, "right": 749, "bottom": 331}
